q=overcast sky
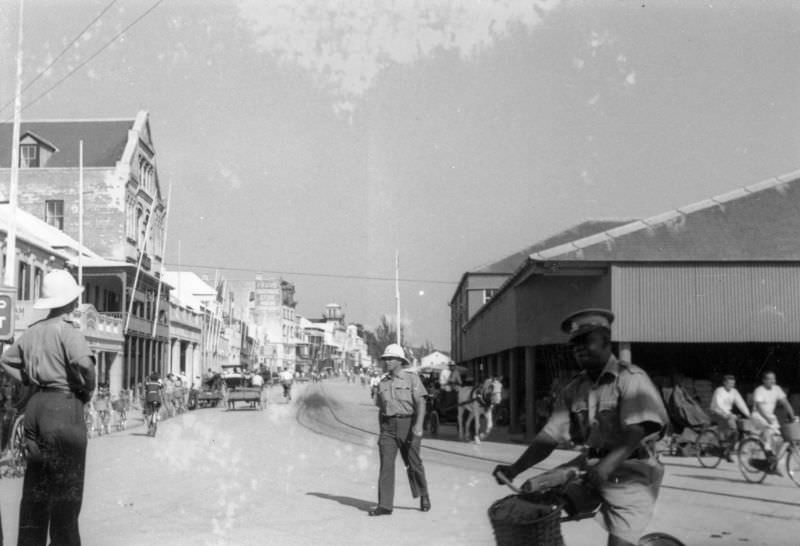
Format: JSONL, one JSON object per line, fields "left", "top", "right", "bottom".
{"left": 1, "top": 0, "right": 799, "bottom": 349}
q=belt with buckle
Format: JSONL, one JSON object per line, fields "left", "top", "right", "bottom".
{"left": 381, "top": 414, "right": 413, "bottom": 420}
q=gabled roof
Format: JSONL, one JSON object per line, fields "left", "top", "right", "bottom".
{"left": 530, "top": 169, "right": 800, "bottom": 262}
{"left": 0, "top": 118, "right": 135, "bottom": 168}
{"left": 472, "top": 219, "right": 636, "bottom": 274}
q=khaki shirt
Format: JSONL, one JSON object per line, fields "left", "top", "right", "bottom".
{"left": 542, "top": 356, "right": 667, "bottom": 452}
{"left": 0, "top": 315, "right": 94, "bottom": 392}
{"left": 375, "top": 370, "right": 427, "bottom": 417}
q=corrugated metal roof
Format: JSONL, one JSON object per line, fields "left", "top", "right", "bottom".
{"left": 471, "top": 219, "right": 635, "bottom": 274}
{"left": 612, "top": 264, "right": 800, "bottom": 343}
{"left": 530, "top": 170, "right": 800, "bottom": 262}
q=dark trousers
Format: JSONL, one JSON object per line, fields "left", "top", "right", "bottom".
{"left": 19, "top": 391, "right": 87, "bottom": 546}
{"left": 377, "top": 417, "right": 428, "bottom": 510}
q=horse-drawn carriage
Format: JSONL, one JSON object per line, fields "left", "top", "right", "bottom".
{"left": 419, "top": 368, "right": 504, "bottom": 442}
{"left": 188, "top": 373, "right": 224, "bottom": 410}
{"left": 223, "top": 375, "right": 266, "bottom": 411}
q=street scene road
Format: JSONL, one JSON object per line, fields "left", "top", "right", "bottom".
{"left": 2, "top": 2, "right": 800, "bottom": 545}
{"left": 1, "top": 380, "right": 795, "bottom": 545}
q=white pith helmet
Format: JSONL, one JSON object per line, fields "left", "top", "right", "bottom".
{"left": 380, "top": 344, "right": 409, "bottom": 365}
{"left": 33, "top": 269, "right": 84, "bottom": 310}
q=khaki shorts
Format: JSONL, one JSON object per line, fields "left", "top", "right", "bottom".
{"left": 596, "top": 459, "right": 664, "bottom": 543}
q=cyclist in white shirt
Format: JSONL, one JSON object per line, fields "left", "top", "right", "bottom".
{"left": 751, "top": 371, "right": 797, "bottom": 470}
{"left": 710, "top": 375, "right": 750, "bottom": 461}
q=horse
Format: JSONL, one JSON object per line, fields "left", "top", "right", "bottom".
{"left": 457, "top": 378, "right": 503, "bottom": 443}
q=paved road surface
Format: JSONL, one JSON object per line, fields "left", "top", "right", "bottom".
{"left": 0, "top": 380, "right": 797, "bottom": 545}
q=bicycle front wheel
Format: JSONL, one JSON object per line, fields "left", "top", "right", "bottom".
{"left": 695, "top": 429, "right": 722, "bottom": 468}
{"left": 786, "top": 445, "right": 800, "bottom": 487}
{"left": 738, "top": 437, "right": 768, "bottom": 483}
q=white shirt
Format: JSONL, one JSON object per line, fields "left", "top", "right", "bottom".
{"left": 279, "top": 370, "right": 294, "bottom": 382}
{"left": 753, "top": 385, "right": 786, "bottom": 420}
{"left": 369, "top": 376, "right": 380, "bottom": 388}
{"left": 439, "top": 368, "right": 451, "bottom": 386}
{"left": 710, "top": 386, "right": 749, "bottom": 417}
{"left": 250, "top": 374, "right": 264, "bottom": 387}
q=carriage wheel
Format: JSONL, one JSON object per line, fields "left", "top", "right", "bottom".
{"left": 10, "top": 415, "right": 26, "bottom": 477}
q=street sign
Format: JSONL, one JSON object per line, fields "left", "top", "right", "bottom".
{"left": 0, "top": 286, "right": 16, "bottom": 342}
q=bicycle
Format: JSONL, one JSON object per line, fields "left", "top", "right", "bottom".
{"left": 145, "top": 401, "right": 160, "bottom": 437}
{"left": 694, "top": 417, "right": 757, "bottom": 469}
{"left": 492, "top": 467, "right": 684, "bottom": 546}
{"left": 738, "top": 420, "right": 800, "bottom": 486}
{"left": 112, "top": 392, "right": 129, "bottom": 431}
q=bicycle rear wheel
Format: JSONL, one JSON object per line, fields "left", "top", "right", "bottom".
{"left": 786, "top": 446, "right": 800, "bottom": 487}
{"left": 695, "top": 429, "right": 722, "bottom": 468}
{"left": 738, "top": 437, "right": 768, "bottom": 483}
{"left": 639, "top": 532, "right": 685, "bottom": 545}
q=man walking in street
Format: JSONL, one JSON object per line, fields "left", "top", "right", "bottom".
{"left": 710, "top": 374, "right": 750, "bottom": 462}
{"left": 0, "top": 269, "right": 96, "bottom": 546}
{"left": 369, "top": 344, "right": 430, "bottom": 516}
{"left": 493, "top": 309, "right": 668, "bottom": 546}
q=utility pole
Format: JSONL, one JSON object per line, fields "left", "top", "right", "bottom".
{"left": 4, "top": 0, "right": 25, "bottom": 291}
{"left": 78, "top": 140, "right": 84, "bottom": 301}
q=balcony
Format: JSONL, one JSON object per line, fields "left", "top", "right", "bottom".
{"left": 105, "top": 312, "right": 169, "bottom": 339}
{"left": 14, "top": 302, "right": 124, "bottom": 342}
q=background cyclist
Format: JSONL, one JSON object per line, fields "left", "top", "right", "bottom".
{"left": 143, "top": 373, "right": 164, "bottom": 425}
{"left": 751, "top": 370, "right": 797, "bottom": 473}
{"left": 709, "top": 374, "right": 750, "bottom": 462}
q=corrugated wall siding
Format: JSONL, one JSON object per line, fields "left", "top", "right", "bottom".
{"left": 612, "top": 264, "right": 800, "bottom": 342}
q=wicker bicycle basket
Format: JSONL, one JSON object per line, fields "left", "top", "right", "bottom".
{"left": 488, "top": 492, "right": 565, "bottom": 546}
{"left": 780, "top": 422, "right": 800, "bottom": 443}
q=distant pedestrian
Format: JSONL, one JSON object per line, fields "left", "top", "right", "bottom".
{"left": 0, "top": 269, "right": 96, "bottom": 546}
{"left": 369, "top": 344, "right": 430, "bottom": 516}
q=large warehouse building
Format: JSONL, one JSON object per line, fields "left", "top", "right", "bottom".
{"left": 453, "top": 169, "right": 800, "bottom": 439}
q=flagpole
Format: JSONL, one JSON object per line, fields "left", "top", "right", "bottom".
{"left": 4, "top": 0, "right": 24, "bottom": 290}
{"left": 395, "top": 251, "right": 401, "bottom": 345}
{"left": 151, "top": 182, "right": 171, "bottom": 338}
{"left": 124, "top": 192, "right": 157, "bottom": 334}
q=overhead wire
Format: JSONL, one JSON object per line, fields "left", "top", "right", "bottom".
{"left": 0, "top": 0, "right": 120, "bottom": 116}
{"left": 1, "top": 0, "right": 165, "bottom": 119}
{"left": 171, "top": 263, "right": 458, "bottom": 285}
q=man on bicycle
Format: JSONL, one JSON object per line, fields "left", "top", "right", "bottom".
{"left": 710, "top": 375, "right": 750, "bottom": 462}
{"left": 279, "top": 367, "right": 294, "bottom": 400}
{"left": 493, "top": 309, "right": 668, "bottom": 546}
{"left": 751, "top": 371, "right": 797, "bottom": 472}
{"left": 144, "top": 373, "right": 163, "bottom": 422}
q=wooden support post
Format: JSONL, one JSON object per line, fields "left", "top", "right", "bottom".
{"left": 508, "top": 348, "right": 519, "bottom": 434}
{"left": 525, "top": 346, "right": 536, "bottom": 441}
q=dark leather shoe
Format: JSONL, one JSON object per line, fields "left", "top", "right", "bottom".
{"left": 420, "top": 495, "right": 431, "bottom": 512}
{"left": 368, "top": 507, "right": 393, "bottom": 516}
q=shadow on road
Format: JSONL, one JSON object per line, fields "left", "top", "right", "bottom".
{"left": 306, "top": 492, "right": 374, "bottom": 512}
{"left": 306, "top": 492, "right": 417, "bottom": 512}
{"left": 673, "top": 473, "right": 743, "bottom": 484}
